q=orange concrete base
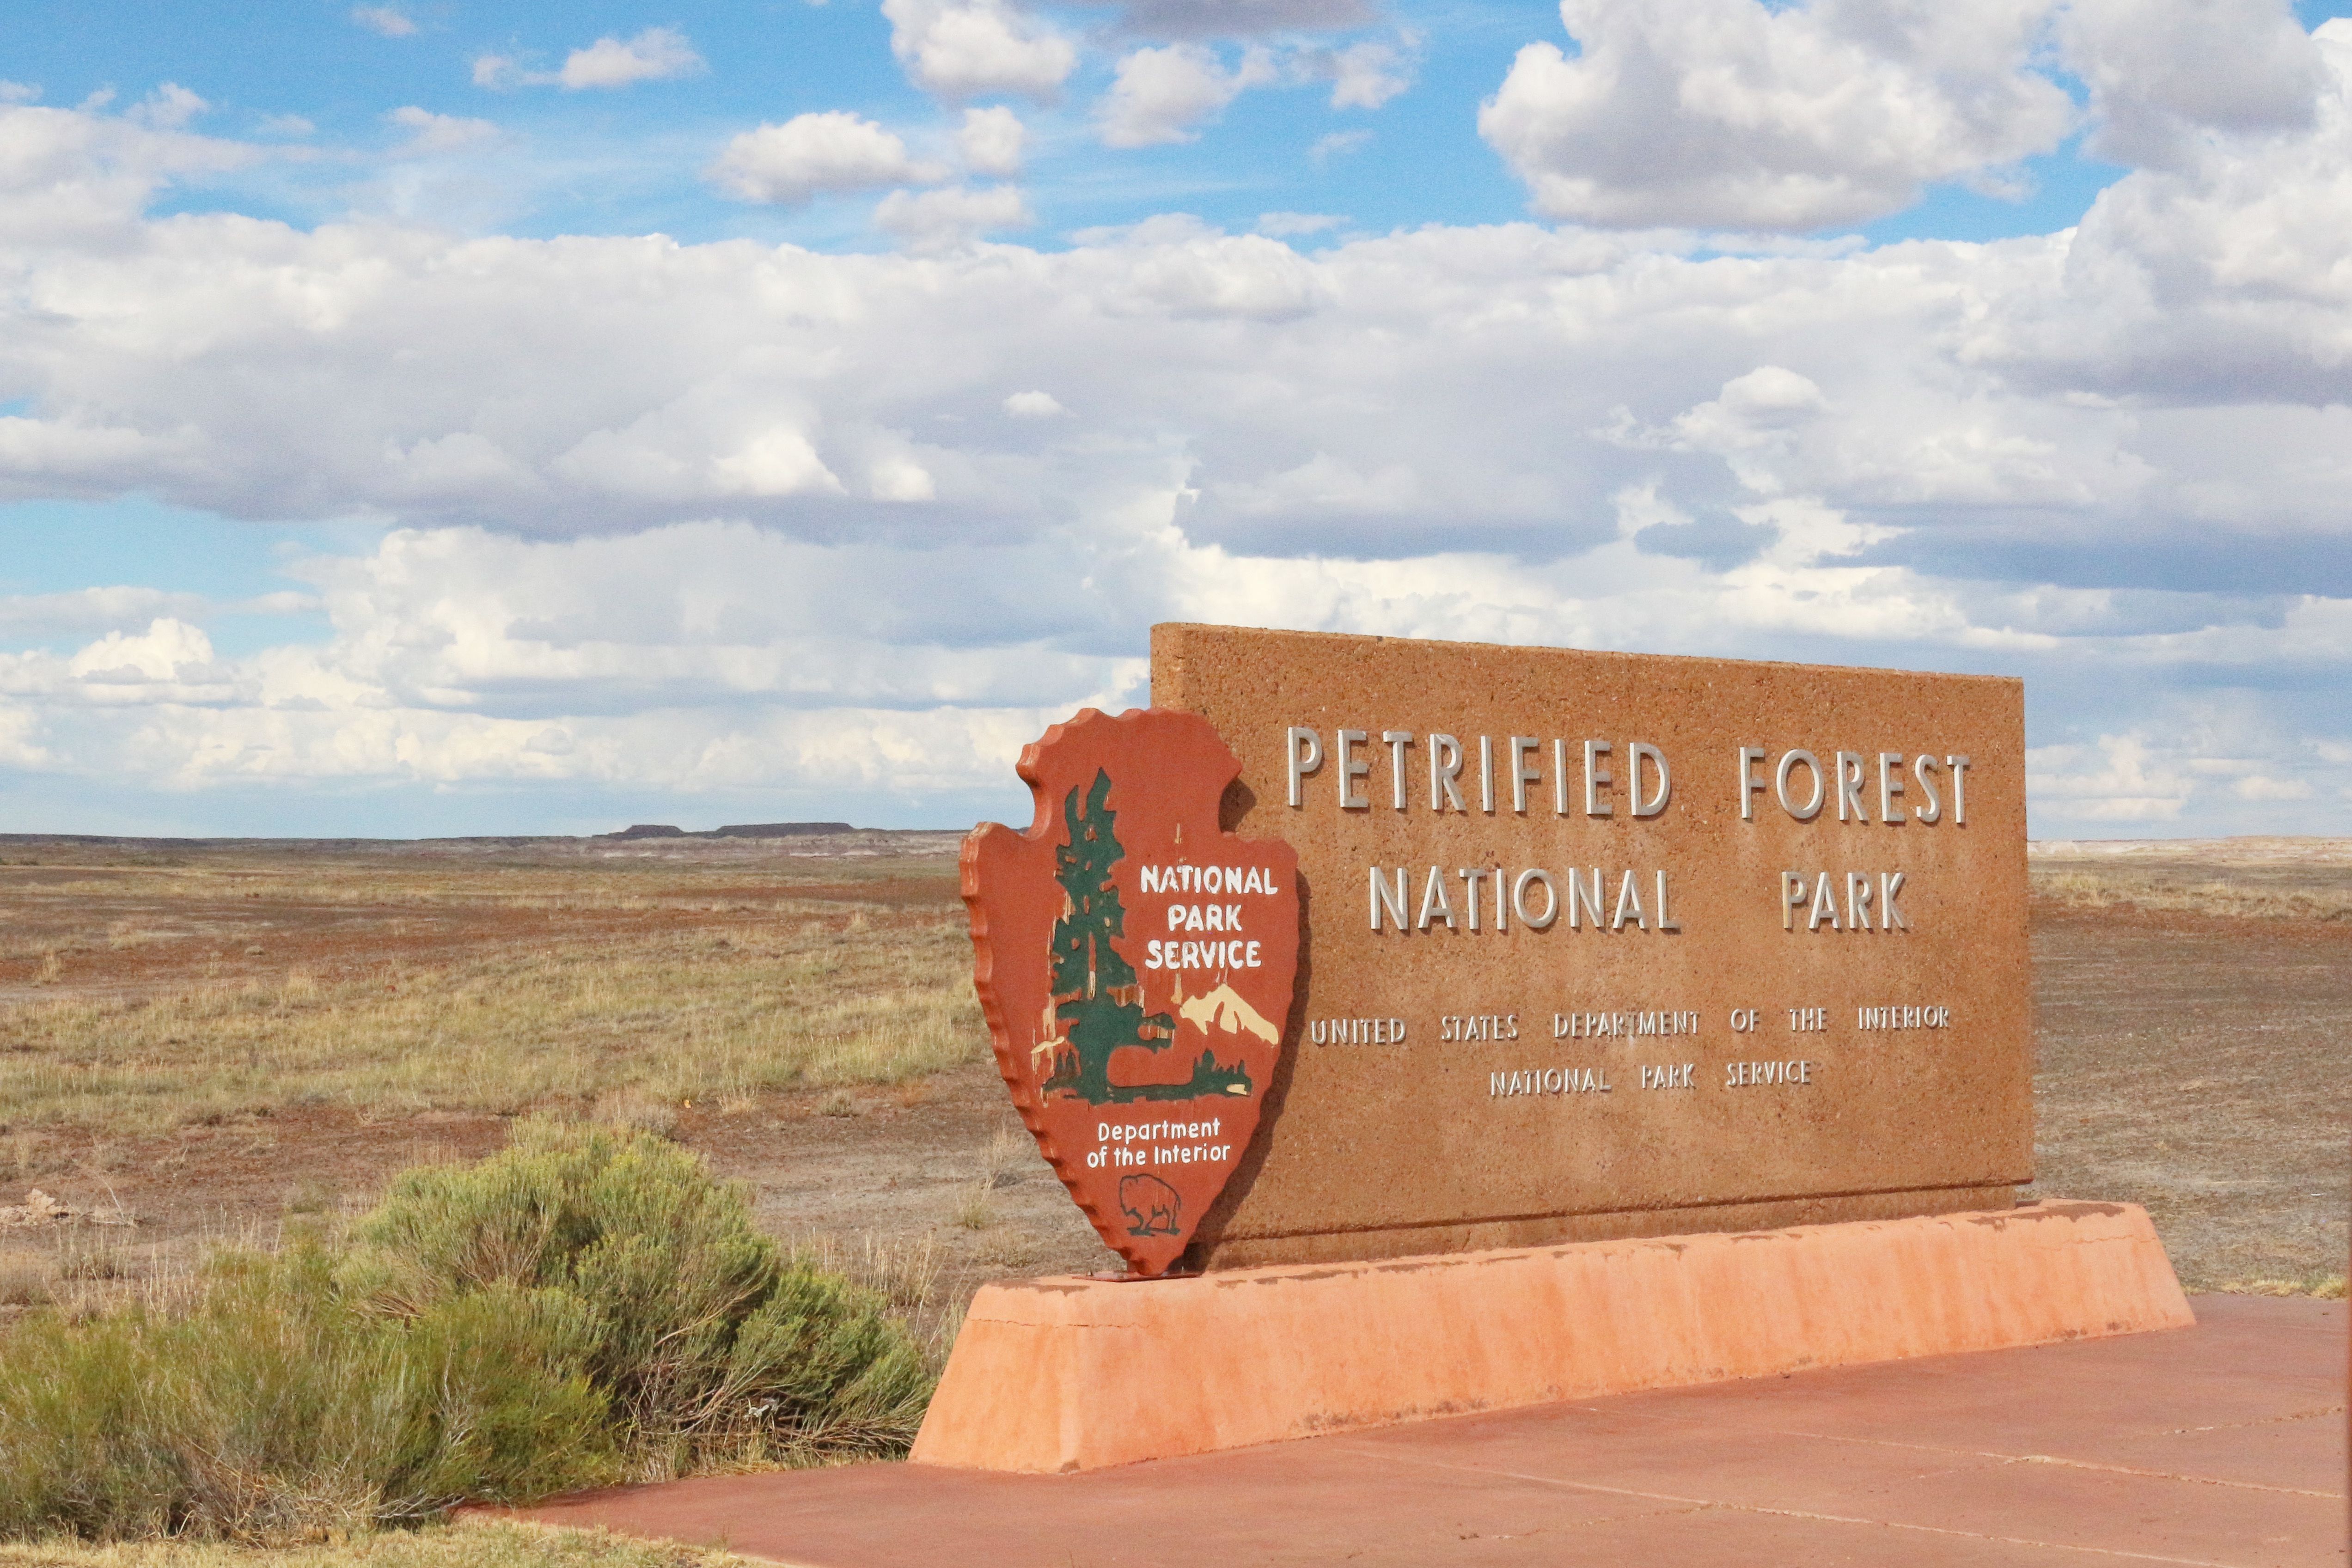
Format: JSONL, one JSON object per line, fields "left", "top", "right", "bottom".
{"left": 910, "top": 1200, "right": 2192, "bottom": 1474}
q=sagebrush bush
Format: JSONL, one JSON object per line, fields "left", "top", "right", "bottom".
{"left": 342, "top": 1119, "right": 932, "bottom": 1472}
{"left": 0, "top": 1245, "right": 607, "bottom": 1542}
{"left": 0, "top": 1123, "right": 931, "bottom": 1544}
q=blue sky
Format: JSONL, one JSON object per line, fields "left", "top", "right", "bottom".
{"left": 25, "top": 0, "right": 2347, "bottom": 247}
{"left": 6, "top": 0, "right": 1536, "bottom": 241}
{"left": 2, "top": 0, "right": 2350, "bottom": 836}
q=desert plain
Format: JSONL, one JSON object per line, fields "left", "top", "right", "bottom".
{"left": 0, "top": 830, "right": 2342, "bottom": 1332}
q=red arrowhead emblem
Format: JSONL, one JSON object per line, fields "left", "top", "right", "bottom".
{"left": 963, "top": 708, "right": 1300, "bottom": 1277}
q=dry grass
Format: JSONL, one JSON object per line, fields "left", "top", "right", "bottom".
{"left": 0, "top": 844, "right": 983, "bottom": 1139}
{"left": 0, "top": 847, "right": 949, "bottom": 928}
{"left": 2214, "top": 1275, "right": 2348, "bottom": 1299}
{"left": 0, "top": 1519, "right": 758, "bottom": 1566}
{"left": 0, "top": 921, "right": 981, "bottom": 1135}
{"left": 0, "top": 1253, "right": 53, "bottom": 1311}
{"left": 803, "top": 1232, "right": 946, "bottom": 1320}
{"left": 942, "top": 1129, "right": 1032, "bottom": 1234}
{"left": 2030, "top": 860, "right": 2352, "bottom": 922}
{"left": 947, "top": 1189, "right": 998, "bottom": 1232}
{"left": 588, "top": 1090, "right": 679, "bottom": 1141}
{"left": 788, "top": 1231, "right": 963, "bottom": 1368}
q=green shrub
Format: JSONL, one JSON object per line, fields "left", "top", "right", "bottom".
{"left": 0, "top": 1123, "right": 932, "bottom": 1544}
{"left": 0, "top": 1245, "right": 605, "bottom": 1542}
{"left": 342, "top": 1119, "right": 932, "bottom": 1474}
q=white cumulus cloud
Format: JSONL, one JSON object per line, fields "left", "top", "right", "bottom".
{"left": 958, "top": 105, "right": 1026, "bottom": 176}
{"left": 708, "top": 113, "right": 944, "bottom": 204}
{"left": 558, "top": 27, "right": 706, "bottom": 89}
{"left": 874, "top": 183, "right": 1034, "bottom": 251}
{"left": 1326, "top": 35, "right": 1416, "bottom": 110}
{"left": 0, "top": 94, "right": 256, "bottom": 243}
{"left": 127, "top": 84, "right": 208, "bottom": 132}
{"left": 2059, "top": 0, "right": 2325, "bottom": 167}
{"left": 1098, "top": 43, "right": 1276, "bottom": 146}
{"left": 1479, "top": 0, "right": 2077, "bottom": 230}
{"left": 883, "top": 0, "right": 1077, "bottom": 102}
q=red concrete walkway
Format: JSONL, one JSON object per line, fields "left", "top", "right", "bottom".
{"left": 521, "top": 1294, "right": 2347, "bottom": 1567}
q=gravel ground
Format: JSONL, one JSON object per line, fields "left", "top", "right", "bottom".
{"left": 2021, "top": 894, "right": 2349, "bottom": 1288}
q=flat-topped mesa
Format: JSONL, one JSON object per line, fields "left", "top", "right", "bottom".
{"left": 1150, "top": 623, "right": 2029, "bottom": 1271}
{"left": 713, "top": 822, "right": 855, "bottom": 838}
{"left": 600, "top": 822, "right": 859, "bottom": 840}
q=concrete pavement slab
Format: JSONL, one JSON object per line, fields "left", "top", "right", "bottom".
{"left": 514, "top": 1295, "right": 2347, "bottom": 1568}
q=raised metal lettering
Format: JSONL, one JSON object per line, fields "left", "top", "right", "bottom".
{"left": 1286, "top": 727, "right": 1322, "bottom": 808}
{"left": 1835, "top": 751, "right": 1867, "bottom": 822}
{"left": 1381, "top": 731, "right": 1413, "bottom": 810}
{"left": 1510, "top": 736, "right": 1541, "bottom": 813}
{"left": 1567, "top": 866, "right": 1604, "bottom": 928}
{"left": 1777, "top": 750, "right": 1825, "bottom": 821}
{"left": 1808, "top": 872, "right": 1838, "bottom": 931}
{"left": 1416, "top": 865, "right": 1456, "bottom": 930}
{"left": 1630, "top": 742, "right": 1671, "bottom": 817}
{"left": 1880, "top": 870, "right": 1907, "bottom": 930}
{"left": 1336, "top": 729, "right": 1369, "bottom": 810}
{"left": 1584, "top": 740, "right": 1613, "bottom": 817}
{"left": 1738, "top": 745, "right": 1767, "bottom": 820}
{"left": 1845, "top": 871, "right": 1874, "bottom": 931}
{"left": 1612, "top": 868, "right": 1646, "bottom": 931}
{"left": 1429, "top": 734, "right": 1464, "bottom": 812}
{"left": 1513, "top": 868, "right": 1558, "bottom": 929}
{"left": 1914, "top": 754, "right": 1943, "bottom": 823}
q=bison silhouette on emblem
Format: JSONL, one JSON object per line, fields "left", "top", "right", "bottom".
{"left": 1117, "top": 1173, "right": 1182, "bottom": 1237}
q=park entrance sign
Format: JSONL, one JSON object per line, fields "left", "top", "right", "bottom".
{"left": 965, "top": 625, "right": 2032, "bottom": 1273}
{"left": 1151, "top": 623, "right": 2031, "bottom": 1268}
{"left": 924, "top": 624, "right": 2187, "bottom": 1474}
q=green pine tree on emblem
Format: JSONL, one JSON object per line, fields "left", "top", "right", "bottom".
{"left": 1043, "top": 769, "right": 1175, "bottom": 1105}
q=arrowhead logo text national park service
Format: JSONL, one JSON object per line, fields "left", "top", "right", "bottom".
{"left": 963, "top": 708, "right": 1300, "bottom": 1277}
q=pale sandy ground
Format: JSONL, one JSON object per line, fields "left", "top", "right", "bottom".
{"left": 2022, "top": 838, "right": 2350, "bottom": 1289}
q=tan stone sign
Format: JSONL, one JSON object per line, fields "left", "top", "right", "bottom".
{"left": 1152, "top": 624, "right": 2030, "bottom": 1270}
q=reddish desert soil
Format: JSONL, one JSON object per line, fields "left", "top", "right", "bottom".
{"left": 0, "top": 835, "right": 2342, "bottom": 1319}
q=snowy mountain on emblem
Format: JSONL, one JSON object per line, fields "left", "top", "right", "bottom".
{"left": 1177, "top": 982, "right": 1279, "bottom": 1045}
